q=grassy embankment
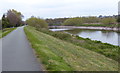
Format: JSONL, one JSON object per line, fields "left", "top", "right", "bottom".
{"left": 52, "top": 24, "right": 118, "bottom": 27}
{"left": 65, "top": 29, "right": 120, "bottom": 61}
{"left": 24, "top": 26, "right": 118, "bottom": 71}
{"left": 37, "top": 27, "right": 119, "bottom": 62}
{"left": 75, "top": 24, "right": 118, "bottom": 27}
{"left": 0, "top": 28, "right": 16, "bottom": 38}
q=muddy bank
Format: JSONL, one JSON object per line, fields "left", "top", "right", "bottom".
{"left": 49, "top": 26, "right": 120, "bottom": 31}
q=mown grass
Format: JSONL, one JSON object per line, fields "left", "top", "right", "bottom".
{"left": 1, "top": 28, "right": 16, "bottom": 38}
{"left": 24, "top": 26, "right": 118, "bottom": 71}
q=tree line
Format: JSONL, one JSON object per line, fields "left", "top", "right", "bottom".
{"left": 46, "top": 16, "right": 117, "bottom": 26}
{"left": 46, "top": 18, "right": 68, "bottom": 26}
{"left": 1, "top": 9, "right": 119, "bottom": 29}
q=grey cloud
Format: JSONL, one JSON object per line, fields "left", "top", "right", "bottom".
{"left": 0, "top": 0, "right": 119, "bottom": 20}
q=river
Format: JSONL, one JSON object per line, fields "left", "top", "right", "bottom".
{"left": 50, "top": 28, "right": 120, "bottom": 46}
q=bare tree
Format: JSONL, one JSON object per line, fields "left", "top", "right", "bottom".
{"left": 6, "top": 9, "right": 24, "bottom": 27}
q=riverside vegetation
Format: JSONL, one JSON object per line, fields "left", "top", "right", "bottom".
{"left": 62, "top": 17, "right": 118, "bottom": 28}
{"left": 24, "top": 26, "right": 118, "bottom": 71}
{"left": 46, "top": 16, "right": 118, "bottom": 28}
{"left": 25, "top": 17, "right": 119, "bottom": 71}
{"left": 36, "top": 27, "right": 119, "bottom": 62}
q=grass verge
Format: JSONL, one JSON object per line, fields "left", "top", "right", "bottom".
{"left": 24, "top": 26, "right": 118, "bottom": 71}
{"left": 1, "top": 28, "right": 16, "bottom": 38}
{"left": 0, "top": 30, "right": 2, "bottom": 38}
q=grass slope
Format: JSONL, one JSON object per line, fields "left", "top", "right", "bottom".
{"left": 64, "top": 29, "right": 120, "bottom": 61}
{"left": 24, "top": 26, "right": 118, "bottom": 71}
{"left": 36, "top": 28, "right": 119, "bottom": 61}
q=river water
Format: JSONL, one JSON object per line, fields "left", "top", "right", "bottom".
{"left": 50, "top": 29, "right": 120, "bottom": 46}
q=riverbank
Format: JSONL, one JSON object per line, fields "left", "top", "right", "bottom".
{"left": 24, "top": 26, "right": 118, "bottom": 71}
{"left": 39, "top": 27, "right": 119, "bottom": 62}
{"left": 49, "top": 26, "right": 120, "bottom": 31}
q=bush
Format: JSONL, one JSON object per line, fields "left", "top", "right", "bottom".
{"left": 26, "top": 17, "right": 48, "bottom": 28}
{"left": 51, "top": 32, "right": 72, "bottom": 40}
{"left": 36, "top": 28, "right": 72, "bottom": 40}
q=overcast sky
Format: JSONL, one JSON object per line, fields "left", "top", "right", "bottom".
{"left": 0, "top": 0, "right": 119, "bottom": 20}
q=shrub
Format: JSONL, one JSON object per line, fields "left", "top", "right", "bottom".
{"left": 26, "top": 17, "right": 48, "bottom": 28}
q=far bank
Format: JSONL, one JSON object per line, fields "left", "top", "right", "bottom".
{"left": 49, "top": 26, "right": 120, "bottom": 31}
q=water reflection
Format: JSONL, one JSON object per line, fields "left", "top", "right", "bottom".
{"left": 66, "top": 29, "right": 97, "bottom": 35}
{"left": 67, "top": 29, "right": 119, "bottom": 46}
{"left": 118, "top": 33, "right": 120, "bottom": 46}
{"left": 50, "top": 29, "right": 120, "bottom": 46}
{"left": 101, "top": 31, "right": 116, "bottom": 38}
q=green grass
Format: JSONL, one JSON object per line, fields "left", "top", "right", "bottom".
{"left": 61, "top": 24, "right": 118, "bottom": 28}
{"left": 1, "top": 28, "right": 16, "bottom": 38}
{"left": 65, "top": 29, "right": 120, "bottom": 61}
{"left": 36, "top": 27, "right": 119, "bottom": 61}
{"left": 24, "top": 26, "right": 118, "bottom": 71}
{"left": 0, "top": 30, "right": 2, "bottom": 38}
{"left": 76, "top": 24, "right": 118, "bottom": 27}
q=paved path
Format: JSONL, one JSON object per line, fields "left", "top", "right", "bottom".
{"left": 2, "top": 26, "right": 42, "bottom": 71}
